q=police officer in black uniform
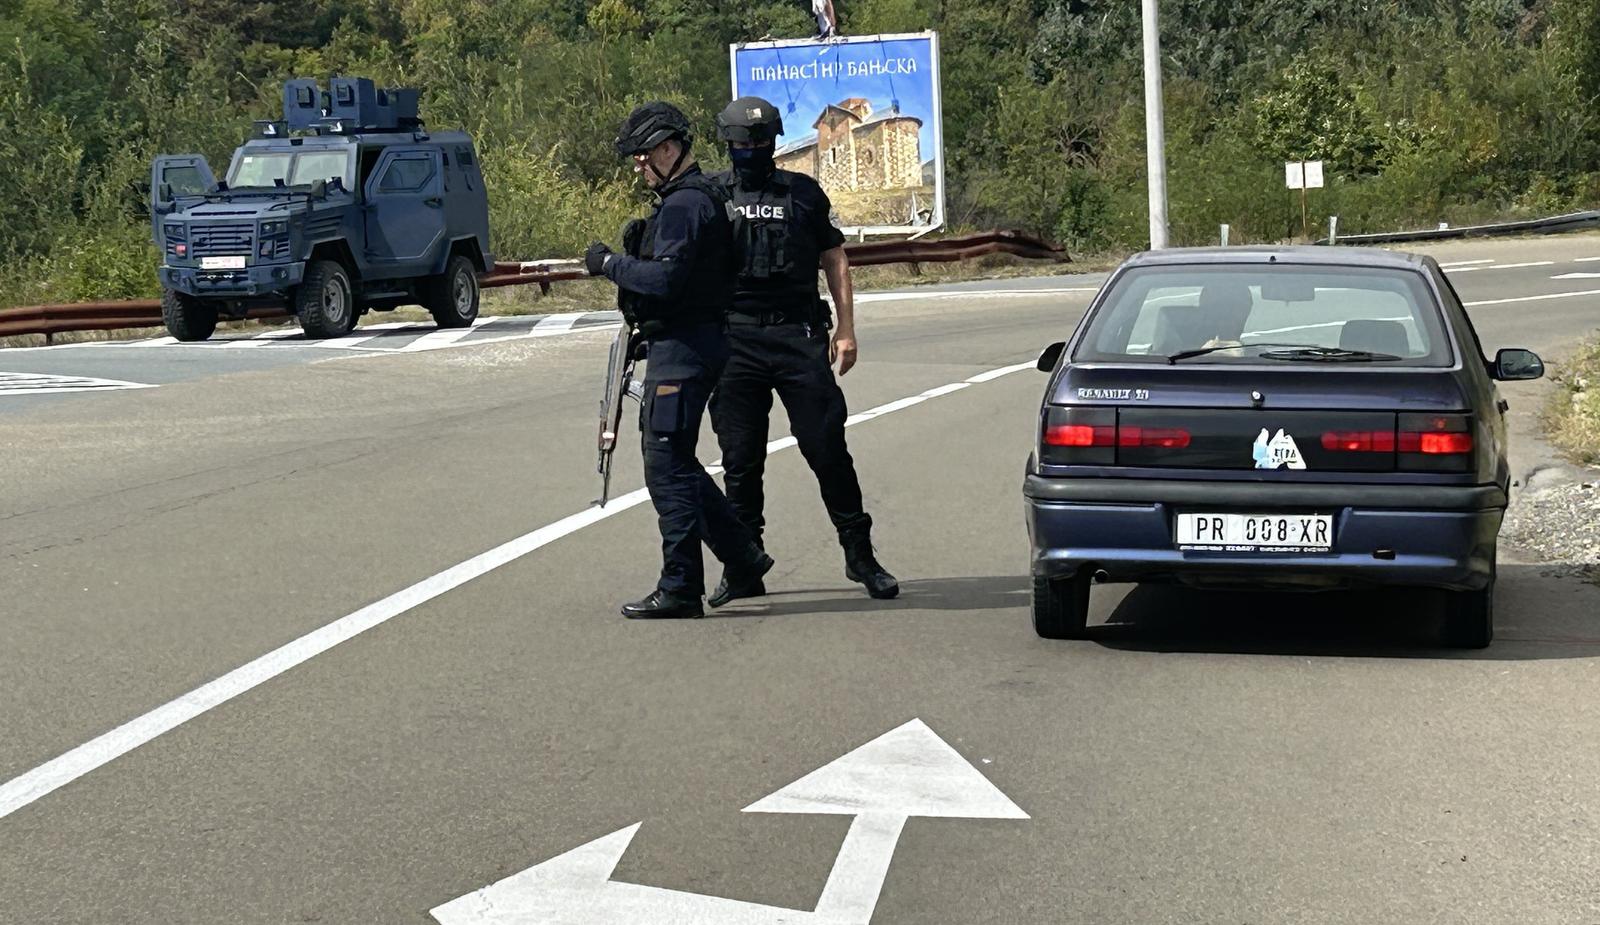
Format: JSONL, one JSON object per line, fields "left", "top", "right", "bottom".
{"left": 586, "top": 101, "right": 774, "bottom": 619}
{"left": 706, "top": 96, "right": 898, "bottom": 607}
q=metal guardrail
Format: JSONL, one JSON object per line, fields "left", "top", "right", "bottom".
{"left": 0, "top": 231, "right": 1068, "bottom": 341}
{"left": 1321, "top": 209, "right": 1600, "bottom": 245}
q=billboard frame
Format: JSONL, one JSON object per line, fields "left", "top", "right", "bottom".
{"left": 728, "top": 30, "right": 945, "bottom": 239}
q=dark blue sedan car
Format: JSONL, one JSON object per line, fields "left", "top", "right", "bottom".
{"left": 1024, "top": 247, "right": 1545, "bottom": 648}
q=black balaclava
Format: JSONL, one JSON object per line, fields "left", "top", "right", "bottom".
{"left": 729, "top": 144, "right": 776, "bottom": 187}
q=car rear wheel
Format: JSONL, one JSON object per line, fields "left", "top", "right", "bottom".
{"left": 295, "top": 260, "right": 356, "bottom": 338}
{"left": 161, "top": 288, "right": 217, "bottom": 342}
{"left": 1032, "top": 571, "right": 1091, "bottom": 639}
{"left": 1441, "top": 578, "right": 1494, "bottom": 649}
{"left": 423, "top": 255, "right": 480, "bottom": 328}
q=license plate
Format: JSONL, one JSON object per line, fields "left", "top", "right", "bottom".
{"left": 1176, "top": 513, "right": 1333, "bottom": 552}
{"left": 200, "top": 255, "right": 247, "bottom": 270}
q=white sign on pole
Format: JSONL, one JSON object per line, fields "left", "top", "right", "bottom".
{"left": 1285, "top": 160, "right": 1325, "bottom": 190}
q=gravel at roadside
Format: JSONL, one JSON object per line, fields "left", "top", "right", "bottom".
{"left": 1503, "top": 476, "right": 1600, "bottom": 581}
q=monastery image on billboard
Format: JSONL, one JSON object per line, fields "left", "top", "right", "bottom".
{"left": 730, "top": 33, "right": 943, "bottom": 233}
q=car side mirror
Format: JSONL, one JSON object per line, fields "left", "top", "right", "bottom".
{"left": 1036, "top": 341, "right": 1066, "bottom": 372}
{"left": 1493, "top": 348, "right": 1544, "bottom": 381}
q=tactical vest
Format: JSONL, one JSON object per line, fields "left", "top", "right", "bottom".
{"left": 620, "top": 171, "right": 736, "bottom": 332}
{"left": 729, "top": 171, "right": 820, "bottom": 287}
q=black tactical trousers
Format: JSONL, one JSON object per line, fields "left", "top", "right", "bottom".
{"left": 640, "top": 323, "right": 761, "bottom": 597}
{"left": 709, "top": 322, "right": 872, "bottom": 546}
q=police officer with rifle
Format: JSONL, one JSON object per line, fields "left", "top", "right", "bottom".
{"left": 586, "top": 101, "right": 773, "bottom": 619}
{"left": 706, "top": 96, "right": 898, "bottom": 607}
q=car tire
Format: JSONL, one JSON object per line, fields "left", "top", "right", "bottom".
{"left": 161, "top": 288, "right": 217, "bottom": 342}
{"left": 295, "top": 260, "right": 356, "bottom": 338}
{"left": 423, "top": 255, "right": 480, "bottom": 328}
{"left": 1032, "top": 571, "right": 1091, "bottom": 639}
{"left": 1441, "top": 578, "right": 1494, "bottom": 649}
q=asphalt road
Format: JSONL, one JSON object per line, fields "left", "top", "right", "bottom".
{"left": 2, "top": 235, "right": 1599, "bottom": 924}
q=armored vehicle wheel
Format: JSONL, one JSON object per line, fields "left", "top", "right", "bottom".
{"left": 160, "top": 288, "right": 218, "bottom": 342}
{"left": 295, "top": 260, "right": 357, "bottom": 338}
{"left": 1031, "top": 571, "right": 1091, "bottom": 640}
{"left": 424, "top": 255, "right": 480, "bottom": 328}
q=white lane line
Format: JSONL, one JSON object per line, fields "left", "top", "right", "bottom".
{"left": 967, "top": 361, "right": 1036, "bottom": 383}
{"left": 1464, "top": 288, "right": 1600, "bottom": 307}
{"left": 0, "top": 359, "right": 1037, "bottom": 820}
{"left": 1551, "top": 272, "right": 1600, "bottom": 280}
{"left": 855, "top": 287, "right": 1098, "bottom": 304}
{"left": 1490, "top": 261, "right": 1555, "bottom": 270}
{"left": 1439, "top": 259, "right": 1494, "bottom": 268}
{"left": 1575, "top": 257, "right": 1600, "bottom": 263}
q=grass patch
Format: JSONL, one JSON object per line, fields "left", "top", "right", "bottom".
{"left": 1543, "top": 334, "right": 1600, "bottom": 467}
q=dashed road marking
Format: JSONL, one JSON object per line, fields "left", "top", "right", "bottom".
{"left": 1439, "top": 259, "right": 1494, "bottom": 268}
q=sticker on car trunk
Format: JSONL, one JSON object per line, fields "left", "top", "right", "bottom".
{"left": 1252, "top": 428, "right": 1307, "bottom": 470}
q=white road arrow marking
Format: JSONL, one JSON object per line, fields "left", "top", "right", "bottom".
{"left": 429, "top": 719, "right": 1026, "bottom": 924}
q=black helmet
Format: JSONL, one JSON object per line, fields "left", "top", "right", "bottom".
{"left": 715, "top": 96, "right": 784, "bottom": 145}
{"left": 614, "top": 101, "right": 693, "bottom": 156}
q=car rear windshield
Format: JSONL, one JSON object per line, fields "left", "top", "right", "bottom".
{"left": 1073, "top": 264, "right": 1454, "bottom": 366}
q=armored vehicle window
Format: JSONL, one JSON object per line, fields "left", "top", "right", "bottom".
{"left": 290, "top": 151, "right": 349, "bottom": 187}
{"left": 161, "top": 164, "right": 211, "bottom": 196}
{"left": 233, "top": 153, "right": 293, "bottom": 188}
{"left": 378, "top": 156, "right": 436, "bottom": 192}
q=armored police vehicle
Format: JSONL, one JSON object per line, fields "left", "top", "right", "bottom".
{"left": 150, "top": 77, "right": 492, "bottom": 341}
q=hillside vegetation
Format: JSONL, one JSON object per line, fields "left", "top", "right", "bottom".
{"left": 1, "top": 0, "right": 1598, "bottom": 306}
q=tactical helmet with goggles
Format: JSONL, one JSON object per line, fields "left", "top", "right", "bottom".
{"left": 716, "top": 97, "right": 784, "bottom": 146}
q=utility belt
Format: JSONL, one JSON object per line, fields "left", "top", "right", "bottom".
{"left": 727, "top": 299, "right": 832, "bottom": 330}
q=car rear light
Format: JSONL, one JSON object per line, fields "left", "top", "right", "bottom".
{"left": 1040, "top": 406, "right": 1190, "bottom": 465}
{"left": 175, "top": 243, "right": 188, "bottom": 257}
{"left": 1044, "top": 424, "right": 1114, "bottom": 447}
{"left": 1321, "top": 430, "right": 1396, "bottom": 453}
{"left": 1398, "top": 413, "right": 1474, "bottom": 471}
{"left": 1405, "top": 431, "right": 1473, "bottom": 454}
{"left": 1118, "top": 426, "right": 1191, "bottom": 448}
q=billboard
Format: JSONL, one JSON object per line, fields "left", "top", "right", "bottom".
{"left": 729, "top": 32, "right": 944, "bottom": 236}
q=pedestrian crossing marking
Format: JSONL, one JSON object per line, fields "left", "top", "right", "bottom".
{"left": 108, "top": 312, "right": 622, "bottom": 353}
{"left": 0, "top": 372, "right": 155, "bottom": 396}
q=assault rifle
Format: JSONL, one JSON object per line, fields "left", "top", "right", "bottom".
{"left": 595, "top": 322, "right": 644, "bottom": 507}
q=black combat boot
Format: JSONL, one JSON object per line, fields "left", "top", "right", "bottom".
{"left": 841, "top": 530, "right": 898, "bottom": 599}
{"left": 621, "top": 589, "right": 705, "bottom": 619}
{"left": 709, "top": 546, "right": 776, "bottom": 609}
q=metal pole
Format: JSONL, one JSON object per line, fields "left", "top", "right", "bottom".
{"left": 1299, "top": 160, "right": 1309, "bottom": 242}
{"left": 1329, "top": 215, "right": 1338, "bottom": 245}
{"left": 1141, "top": 0, "right": 1169, "bottom": 250}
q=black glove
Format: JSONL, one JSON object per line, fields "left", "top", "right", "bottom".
{"left": 585, "top": 242, "right": 613, "bottom": 276}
